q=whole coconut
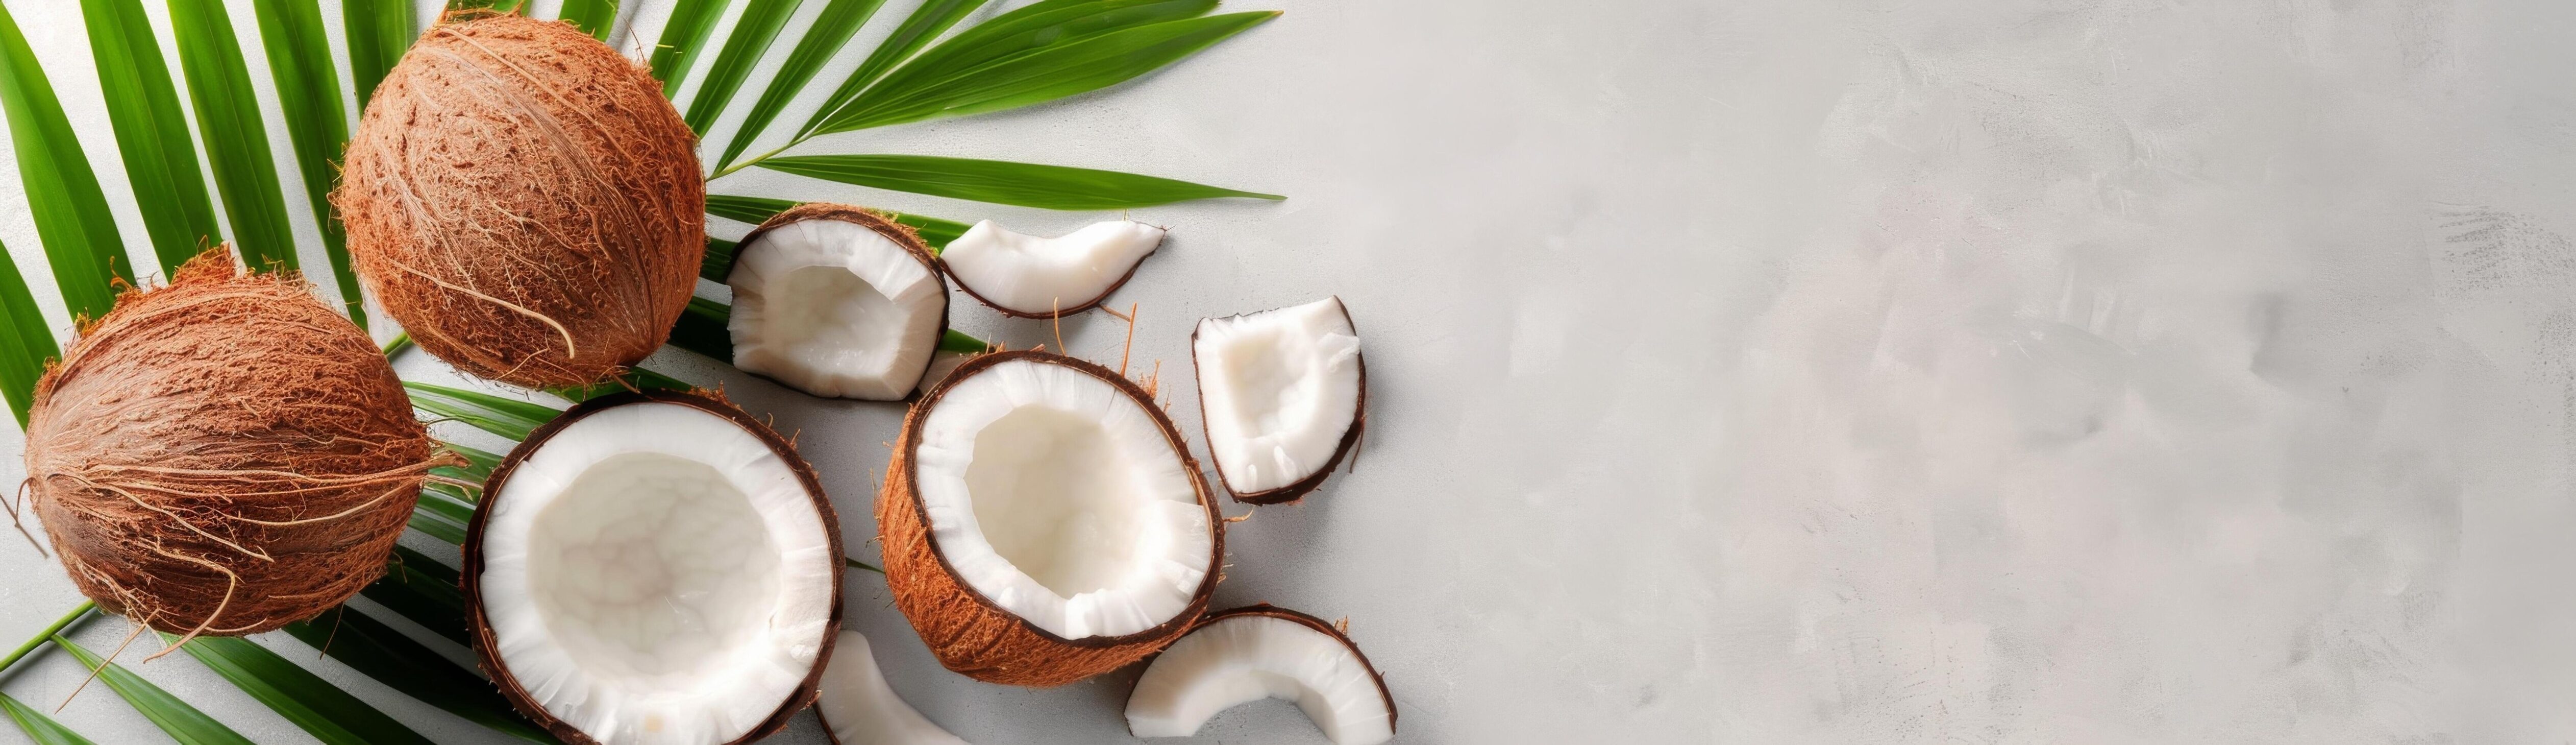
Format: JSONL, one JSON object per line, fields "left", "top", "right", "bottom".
{"left": 334, "top": 13, "right": 703, "bottom": 387}
{"left": 23, "top": 248, "right": 445, "bottom": 636}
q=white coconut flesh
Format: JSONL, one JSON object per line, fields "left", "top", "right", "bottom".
{"left": 1125, "top": 612, "right": 1394, "bottom": 744}
{"left": 1193, "top": 297, "right": 1365, "bottom": 495}
{"left": 914, "top": 358, "right": 1213, "bottom": 639}
{"left": 478, "top": 401, "right": 837, "bottom": 745}
{"left": 814, "top": 631, "right": 969, "bottom": 745}
{"left": 940, "top": 220, "right": 1165, "bottom": 316}
{"left": 729, "top": 217, "right": 946, "bottom": 399}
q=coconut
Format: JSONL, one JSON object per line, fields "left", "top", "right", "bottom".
{"left": 1125, "top": 605, "right": 1396, "bottom": 744}
{"left": 334, "top": 13, "right": 704, "bottom": 387}
{"left": 727, "top": 204, "right": 949, "bottom": 400}
{"left": 814, "top": 630, "right": 970, "bottom": 745}
{"left": 878, "top": 351, "right": 1222, "bottom": 686}
{"left": 1191, "top": 297, "right": 1367, "bottom": 504}
{"left": 21, "top": 248, "right": 442, "bottom": 637}
{"left": 939, "top": 220, "right": 1165, "bottom": 319}
{"left": 465, "top": 390, "right": 842, "bottom": 745}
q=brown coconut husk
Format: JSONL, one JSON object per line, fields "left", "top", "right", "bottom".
{"left": 462, "top": 389, "right": 843, "bottom": 745}
{"left": 729, "top": 203, "right": 950, "bottom": 401}
{"left": 334, "top": 14, "right": 703, "bottom": 388}
{"left": 878, "top": 351, "right": 1224, "bottom": 686}
{"left": 22, "top": 248, "right": 445, "bottom": 639}
{"left": 1193, "top": 296, "right": 1368, "bottom": 505}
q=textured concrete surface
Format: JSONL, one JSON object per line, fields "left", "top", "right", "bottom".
{"left": 4, "top": 0, "right": 2574, "bottom": 742}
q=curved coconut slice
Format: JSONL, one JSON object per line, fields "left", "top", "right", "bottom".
{"left": 466, "top": 391, "right": 842, "bottom": 745}
{"left": 1192, "top": 297, "right": 1367, "bottom": 504}
{"left": 879, "top": 351, "right": 1222, "bottom": 686}
{"left": 729, "top": 204, "right": 949, "bottom": 400}
{"left": 940, "top": 220, "right": 1165, "bottom": 318}
{"left": 1126, "top": 606, "right": 1395, "bottom": 744}
{"left": 815, "top": 630, "right": 970, "bottom": 745}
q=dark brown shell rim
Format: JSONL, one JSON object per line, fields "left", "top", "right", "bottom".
{"left": 461, "top": 390, "right": 846, "bottom": 745}
{"left": 1191, "top": 296, "right": 1368, "bottom": 505}
{"left": 726, "top": 203, "right": 952, "bottom": 402}
{"left": 946, "top": 224, "right": 1162, "bottom": 320}
{"left": 899, "top": 349, "right": 1225, "bottom": 648}
{"left": 1145, "top": 604, "right": 1400, "bottom": 737}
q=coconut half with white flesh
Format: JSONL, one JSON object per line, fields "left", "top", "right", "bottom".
{"left": 1126, "top": 605, "right": 1395, "bottom": 744}
{"left": 940, "top": 220, "right": 1165, "bottom": 318}
{"left": 465, "top": 391, "right": 842, "bottom": 745}
{"left": 815, "top": 630, "right": 970, "bottom": 745}
{"left": 729, "top": 203, "right": 949, "bottom": 400}
{"left": 879, "top": 350, "right": 1223, "bottom": 686}
{"left": 1192, "top": 297, "right": 1367, "bottom": 504}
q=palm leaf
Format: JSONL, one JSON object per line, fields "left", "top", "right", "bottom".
{"left": 359, "top": 545, "right": 469, "bottom": 646}
{"left": 797, "top": 0, "right": 987, "bottom": 139}
{"left": 282, "top": 608, "right": 558, "bottom": 744}
{"left": 250, "top": 0, "right": 366, "bottom": 327}
{"left": 411, "top": 440, "right": 496, "bottom": 543}
{"left": 712, "top": 0, "right": 888, "bottom": 170}
{"left": 552, "top": 366, "right": 692, "bottom": 402}
{"left": 705, "top": 193, "right": 800, "bottom": 223}
{"left": 702, "top": 235, "right": 740, "bottom": 281}
{"left": 343, "top": 0, "right": 411, "bottom": 110}
{"left": 0, "top": 242, "right": 57, "bottom": 427}
{"left": 560, "top": 0, "right": 619, "bottom": 39}
{"left": 649, "top": 0, "right": 732, "bottom": 94}
{"left": 0, "top": 1, "right": 134, "bottom": 321}
{"left": 762, "top": 153, "right": 1279, "bottom": 209}
{"left": 939, "top": 328, "right": 987, "bottom": 353}
{"left": 666, "top": 297, "right": 733, "bottom": 361}
{"left": 819, "top": 10, "right": 1272, "bottom": 133}
{"left": 684, "top": 0, "right": 805, "bottom": 137}
{"left": 853, "top": 0, "right": 1217, "bottom": 123}
{"left": 170, "top": 635, "right": 437, "bottom": 745}
{"left": 0, "top": 692, "right": 95, "bottom": 745}
{"left": 166, "top": 0, "right": 302, "bottom": 271}
{"left": 705, "top": 194, "right": 968, "bottom": 248}
{"left": 52, "top": 634, "right": 256, "bottom": 745}
{"left": 405, "top": 381, "right": 560, "bottom": 441}
{"left": 81, "top": 0, "right": 223, "bottom": 274}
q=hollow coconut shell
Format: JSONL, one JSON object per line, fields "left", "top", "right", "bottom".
{"left": 727, "top": 203, "right": 949, "bottom": 400}
{"left": 334, "top": 13, "right": 703, "bottom": 388}
{"left": 23, "top": 248, "right": 441, "bottom": 636}
{"left": 462, "top": 389, "right": 843, "bottom": 745}
{"left": 878, "top": 351, "right": 1224, "bottom": 686}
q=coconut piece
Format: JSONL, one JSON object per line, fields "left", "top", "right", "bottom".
{"left": 727, "top": 204, "right": 948, "bottom": 400}
{"left": 1192, "top": 297, "right": 1366, "bottom": 504}
{"left": 23, "top": 247, "right": 443, "bottom": 636}
{"left": 815, "top": 630, "right": 970, "bottom": 745}
{"left": 879, "top": 351, "right": 1222, "bottom": 686}
{"left": 940, "top": 220, "right": 1165, "bottom": 318}
{"left": 1125, "top": 606, "right": 1395, "bottom": 744}
{"left": 335, "top": 14, "right": 704, "bottom": 387}
{"left": 465, "top": 390, "right": 841, "bottom": 745}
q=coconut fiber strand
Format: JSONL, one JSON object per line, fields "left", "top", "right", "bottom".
{"left": 336, "top": 13, "right": 704, "bottom": 387}
{"left": 23, "top": 248, "right": 443, "bottom": 636}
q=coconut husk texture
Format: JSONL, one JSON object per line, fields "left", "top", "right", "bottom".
{"left": 22, "top": 248, "right": 442, "bottom": 638}
{"left": 335, "top": 13, "right": 704, "bottom": 388}
{"left": 463, "top": 389, "right": 843, "bottom": 745}
{"left": 879, "top": 351, "right": 1224, "bottom": 686}
{"left": 731, "top": 203, "right": 951, "bottom": 401}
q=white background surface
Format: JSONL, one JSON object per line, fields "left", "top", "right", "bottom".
{"left": 3, "top": 0, "right": 2574, "bottom": 742}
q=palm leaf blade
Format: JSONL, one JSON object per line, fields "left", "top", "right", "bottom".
{"left": 761, "top": 153, "right": 1279, "bottom": 209}
{"left": 81, "top": 0, "right": 223, "bottom": 274}
{"left": 560, "top": 0, "right": 619, "bottom": 39}
{"left": 343, "top": 0, "right": 411, "bottom": 110}
{"left": 171, "top": 635, "right": 437, "bottom": 745}
{"left": 0, "top": 2, "right": 134, "bottom": 321}
{"left": 825, "top": 11, "right": 1276, "bottom": 133}
{"left": 404, "top": 381, "right": 560, "bottom": 441}
{"left": 713, "top": 0, "right": 888, "bottom": 170}
{"left": 0, "top": 692, "right": 96, "bottom": 745}
{"left": 0, "top": 243, "right": 57, "bottom": 427}
{"left": 797, "top": 0, "right": 987, "bottom": 138}
{"left": 250, "top": 0, "right": 365, "bottom": 327}
{"left": 666, "top": 297, "right": 733, "bottom": 361}
{"left": 281, "top": 608, "right": 559, "bottom": 744}
{"left": 52, "top": 635, "right": 256, "bottom": 745}
{"left": 167, "top": 0, "right": 302, "bottom": 271}
{"left": 359, "top": 545, "right": 470, "bottom": 646}
{"left": 650, "top": 0, "right": 733, "bottom": 94}
{"left": 684, "top": 0, "right": 806, "bottom": 136}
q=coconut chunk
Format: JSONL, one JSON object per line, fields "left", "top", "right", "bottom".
{"left": 729, "top": 205, "right": 949, "bottom": 400}
{"left": 468, "top": 392, "right": 841, "bottom": 745}
{"left": 1192, "top": 297, "right": 1366, "bottom": 503}
{"left": 815, "top": 631, "right": 970, "bottom": 745}
{"left": 1126, "top": 606, "right": 1395, "bottom": 744}
{"left": 880, "top": 351, "right": 1223, "bottom": 686}
{"left": 941, "top": 220, "right": 1165, "bottom": 318}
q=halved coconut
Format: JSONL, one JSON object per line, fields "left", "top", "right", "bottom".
{"left": 814, "top": 630, "right": 969, "bottom": 745}
{"left": 728, "top": 204, "right": 949, "bottom": 400}
{"left": 940, "top": 220, "right": 1165, "bottom": 318}
{"left": 1125, "top": 605, "right": 1395, "bottom": 744}
{"left": 1192, "top": 297, "right": 1367, "bottom": 504}
{"left": 879, "top": 351, "right": 1222, "bottom": 686}
{"left": 465, "top": 390, "right": 843, "bottom": 745}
